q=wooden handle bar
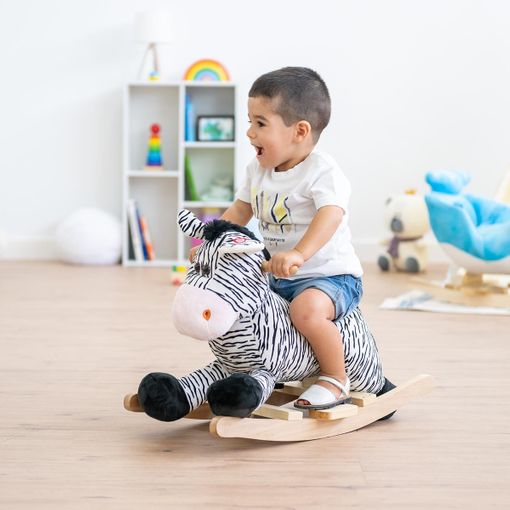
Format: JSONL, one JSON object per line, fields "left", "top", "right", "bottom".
{"left": 261, "top": 261, "right": 299, "bottom": 276}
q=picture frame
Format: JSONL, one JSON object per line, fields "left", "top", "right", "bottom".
{"left": 196, "top": 115, "right": 235, "bottom": 142}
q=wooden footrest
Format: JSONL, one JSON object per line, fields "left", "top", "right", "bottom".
{"left": 350, "top": 391, "right": 377, "bottom": 407}
{"left": 275, "top": 380, "right": 378, "bottom": 408}
{"left": 309, "top": 403, "right": 359, "bottom": 420}
{"left": 252, "top": 403, "right": 303, "bottom": 421}
{"left": 256, "top": 381, "right": 377, "bottom": 421}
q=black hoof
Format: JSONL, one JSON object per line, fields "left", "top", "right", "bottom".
{"left": 376, "top": 377, "right": 397, "bottom": 421}
{"left": 377, "top": 255, "right": 390, "bottom": 271}
{"left": 138, "top": 372, "right": 190, "bottom": 422}
{"left": 207, "top": 373, "right": 263, "bottom": 418}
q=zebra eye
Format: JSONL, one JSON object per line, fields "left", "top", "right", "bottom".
{"left": 194, "top": 262, "right": 200, "bottom": 273}
{"left": 202, "top": 264, "right": 210, "bottom": 277}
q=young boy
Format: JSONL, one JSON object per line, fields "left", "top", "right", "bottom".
{"left": 191, "top": 67, "right": 363, "bottom": 410}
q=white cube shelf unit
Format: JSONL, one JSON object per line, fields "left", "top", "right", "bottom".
{"left": 122, "top": 81, "right": 238, "bottom": 266}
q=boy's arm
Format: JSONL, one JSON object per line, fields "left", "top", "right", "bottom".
{"left": 266, "top": 206, "right": 344, "bottom": 277}
{"left": 294, "top": 205, "right": 344, "bottom": 259}
{"left": 220, "top": 199, "right": 253, "bottom": 226}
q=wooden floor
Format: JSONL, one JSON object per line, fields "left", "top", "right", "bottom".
{"left": 1, "top": 262, "right": 509, "bottom": 508}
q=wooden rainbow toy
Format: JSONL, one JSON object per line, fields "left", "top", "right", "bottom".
{"left": 183, "top": 59, "right": 230, "bottom": 81}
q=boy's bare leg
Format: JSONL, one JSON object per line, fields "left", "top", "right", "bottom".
{"left": 289, "top": 288, "right": 347, "bottom": 405}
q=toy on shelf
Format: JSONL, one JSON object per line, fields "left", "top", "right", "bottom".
{"left": 201, "top": 177, "right": 233, "bottom": 202}
{"left": 183, "top": 59, "right": 230, "bottom": 81}
{"left": 190, "top": 208, "right": 221, "bottom": 248}
{"left": 123, "top": 209, "right": 434, "bottom": 442}
{"left": 145, "top": 124, "right": 163, "bottom": 170}
{"left": 413, "top": 170, "right": 510, "bottom": 307}
{"left": 171, "top": 265, "right": 187, "bottom": 285}
{"left": 378, "top": 189, "right": 430, "bottom": 273}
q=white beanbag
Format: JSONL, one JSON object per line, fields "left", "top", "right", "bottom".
{"left": 56, "top": 208, "right": 121, "bottom": 265}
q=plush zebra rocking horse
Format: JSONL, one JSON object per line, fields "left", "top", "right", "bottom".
{"left": 124, "top": 209, "right": 434, "bottom": 441}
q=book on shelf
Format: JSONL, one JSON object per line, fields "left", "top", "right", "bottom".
{"left": 184, "top": 155, "right": 200, "bottom": 201}
{"left": 127, "top": 199, "right": 144, "bottom": 261}
{"left": 127, "top": 199, "right": 156, "bottom": 262}
{"left": 139, "top": 215, "right": 155, "bottom": 261}
{"left": 135, "top": 204, "right": 148, "bottom": 260}
{"left": 185, "top": 95, "right": 196, "bottom": 142}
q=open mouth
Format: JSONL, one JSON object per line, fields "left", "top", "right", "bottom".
{"left": 253, "top": 145, "right": 264, "bottom": 157}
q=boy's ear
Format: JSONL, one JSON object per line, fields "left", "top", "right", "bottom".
{"left": 294, "top": 120, "right": 312, "bottom": 141}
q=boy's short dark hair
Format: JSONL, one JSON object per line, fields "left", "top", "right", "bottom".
{"left": 249, "top": 67, "right": 331, "bottom": 142}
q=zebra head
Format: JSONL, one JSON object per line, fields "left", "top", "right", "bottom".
{"left": 171, "top": 209, "right": 269, "bottom": 341}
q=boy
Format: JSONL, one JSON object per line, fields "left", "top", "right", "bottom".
{"left": 191, "top": 67, "right": 363, "bottom": 410}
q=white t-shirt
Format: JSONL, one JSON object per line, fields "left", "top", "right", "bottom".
{"left": 235, "top": 150, "right": 363, "bottom": 278}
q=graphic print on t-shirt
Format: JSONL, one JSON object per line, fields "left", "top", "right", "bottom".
{"left": 251, "top": 189, "right": 295, "bottom": 248}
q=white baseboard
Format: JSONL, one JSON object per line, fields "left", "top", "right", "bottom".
{"left": 0, "top": 232, "right": 449, "bottom": 264}
{"left": 0, "top": 232, "right": 57, "bottom": 260}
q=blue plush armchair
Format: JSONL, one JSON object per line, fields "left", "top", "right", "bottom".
{"left": 425, "top": 171, "right": 510, "bottom": 274}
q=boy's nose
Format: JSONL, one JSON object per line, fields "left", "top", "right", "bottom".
{"left": 246, "top": 126, "right": 255, "bottom": 139}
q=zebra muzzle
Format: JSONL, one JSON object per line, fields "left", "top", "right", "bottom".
{"left": 171, "top": 283, "right": 238, "bottom": 341}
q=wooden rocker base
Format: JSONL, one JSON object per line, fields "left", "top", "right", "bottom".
{"left": 124, "top": 374, "right": 434, "bottom": 442}
{"left": 412, "top": 273, "right": 510, "bottom": 308}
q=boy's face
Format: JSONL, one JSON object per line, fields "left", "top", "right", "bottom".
{"left": 246, "top": 96, "right": 301, "bottom": 171}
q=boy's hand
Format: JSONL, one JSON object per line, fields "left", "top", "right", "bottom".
{"left": 189, "top": 245, "right": 200, "bottom": 262}
{"left": 263, "top": 249, "right": 304, "bottom": 278}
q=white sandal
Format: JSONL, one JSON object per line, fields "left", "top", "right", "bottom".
{"left": 294, "top": 376, "right": 351, "bottom": 410}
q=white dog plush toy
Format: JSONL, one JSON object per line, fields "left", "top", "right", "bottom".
{"left": 378, "top": 190, "right": 430, "bottom": 273}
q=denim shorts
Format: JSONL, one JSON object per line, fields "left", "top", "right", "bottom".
{"left": 269, "top": 274, "right": 363, "bottom": 320}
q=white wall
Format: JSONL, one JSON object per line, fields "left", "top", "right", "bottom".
{"left": 1, "top": 0, "right": 509, "bottom": 260}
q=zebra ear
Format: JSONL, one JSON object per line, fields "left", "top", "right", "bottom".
{"left": 218, "top": 235, "right": 265, "bottom": 255}
{"left": 177, "top": 209, "right": 206, "bottom": 239}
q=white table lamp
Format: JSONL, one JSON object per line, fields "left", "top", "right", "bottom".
{"left": 134, "top": 11, "right": 172, "bottom": 81}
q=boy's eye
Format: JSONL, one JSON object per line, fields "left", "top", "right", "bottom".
{"left": 257, "top": 122, "right": 265, "bottom": 127}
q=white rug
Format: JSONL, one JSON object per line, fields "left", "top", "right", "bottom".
{"left": 380, "top": 289, "right": 510, "bottom": 316}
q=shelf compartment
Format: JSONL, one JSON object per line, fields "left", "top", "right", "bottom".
{"left": 184, "top": 147, "right": 235, "bottom": 202}
{"left": 185, "top": 85, "right": 235, "bottom": 116}
{"left": 184, "top": 85, "right": 236, "bottom": 143}
{"left": 127, "top": 179, "right": 179, "bottom": 262}
{"left": 127, "top": 85, "right": 179, "bottom": 172}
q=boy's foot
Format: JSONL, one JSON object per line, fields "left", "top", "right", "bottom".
{"left": 294, "top": 375, "right": 351, "bottom": 410}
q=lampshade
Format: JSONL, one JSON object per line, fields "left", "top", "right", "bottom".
{"left": 134, "top": 11, "right": 172, "bottom": 43}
